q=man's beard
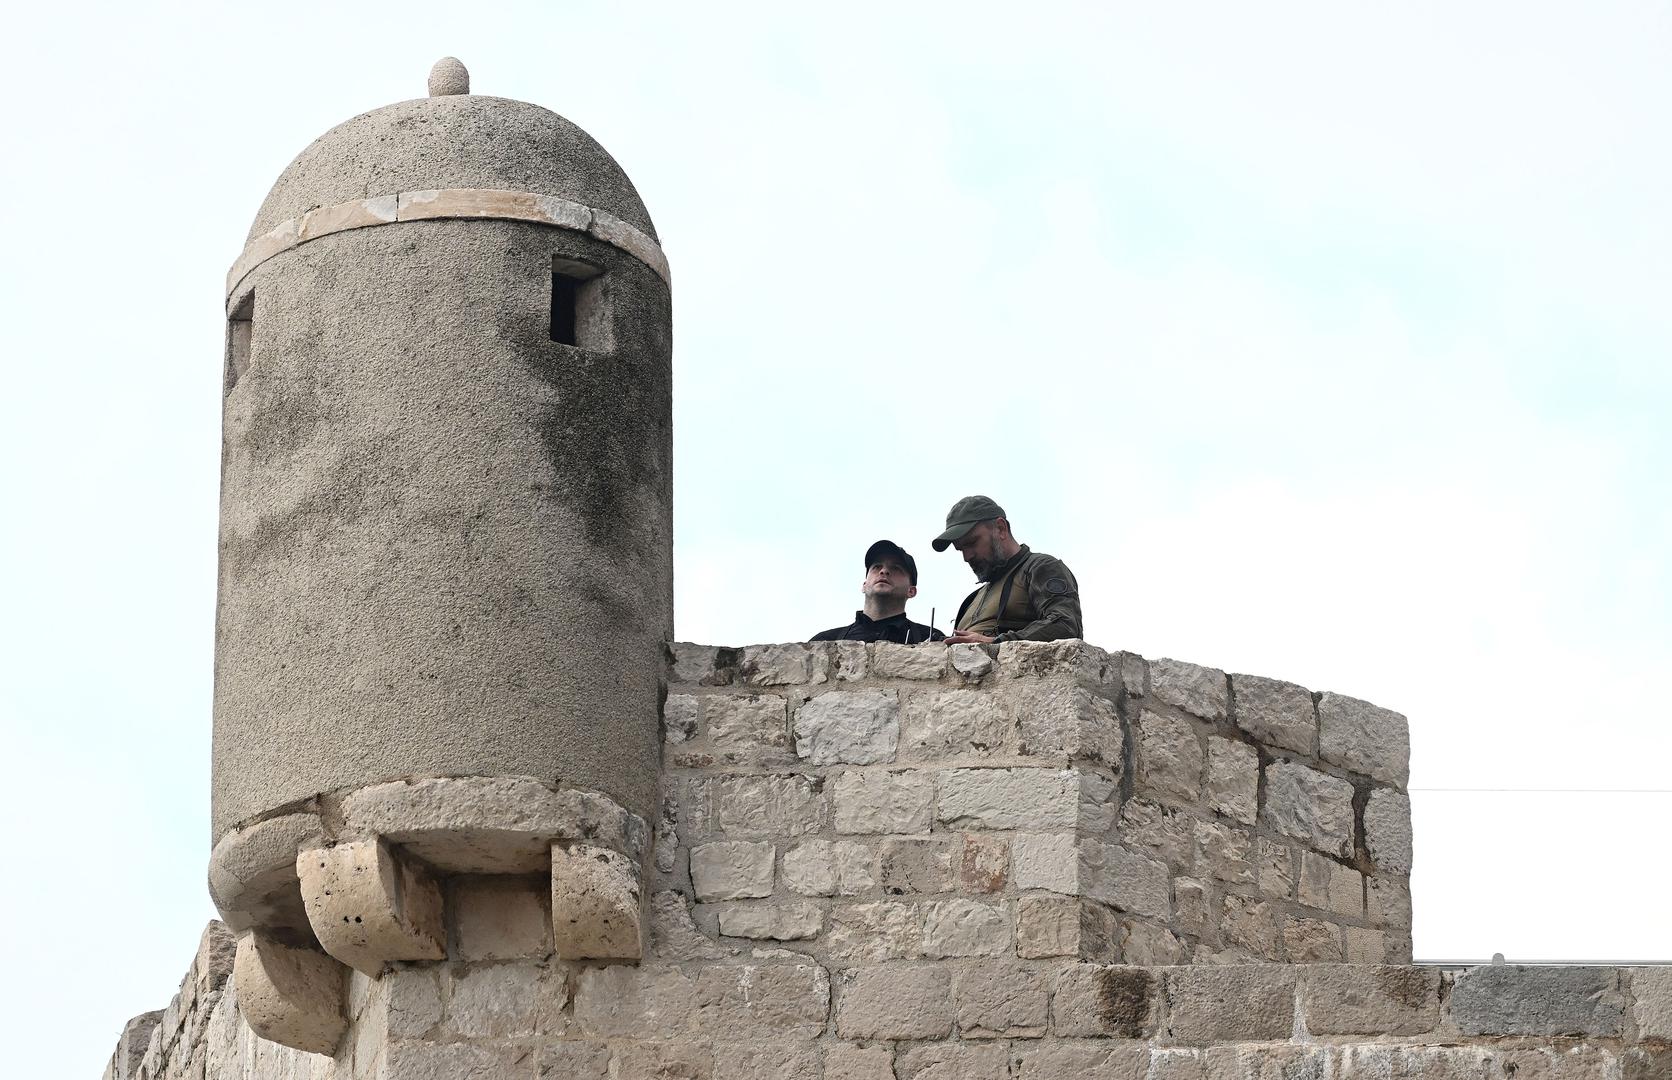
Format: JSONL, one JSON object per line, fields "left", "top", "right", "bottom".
{"left": 969, "top": 556, "right": 1002, "bottom": 581}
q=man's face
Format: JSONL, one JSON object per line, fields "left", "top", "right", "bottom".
{"left": 953, "top": 520, "right": 1005, "bottom": 581}
{"left": 863, "top": 558, "right": 916, "bottom": 601}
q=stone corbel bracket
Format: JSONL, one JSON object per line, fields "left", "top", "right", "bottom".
{"left": 209, "top": 776, "right": 650, "bottom": 1052}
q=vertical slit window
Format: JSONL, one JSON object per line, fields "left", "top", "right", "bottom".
{"left": 551, "top": 257, "right": 609, "bottom": 350}
{"left": 226, "top": 292, "right": 254, "bottom": 394}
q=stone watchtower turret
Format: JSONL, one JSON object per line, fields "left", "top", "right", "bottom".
{"left": 209, "top": 58, "right": 672, "bottom": 1051}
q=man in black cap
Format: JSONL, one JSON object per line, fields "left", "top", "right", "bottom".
{"left": 811, "top": 540, "right": 946, "bottom": 644}
{"left": 933, "top": 496, "right": 1082, "bottom": 644}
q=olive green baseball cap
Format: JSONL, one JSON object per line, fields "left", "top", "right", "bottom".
{"left": 932, "top": 495, "right": 1006, "bottom": 551}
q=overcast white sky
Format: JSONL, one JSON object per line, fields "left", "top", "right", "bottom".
{"left": 4, "top": 2, "right": 1670, "bottom": 1074}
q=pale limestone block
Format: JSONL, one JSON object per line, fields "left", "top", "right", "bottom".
{"left": 452, "top": 876, "right": 550, "bottom": 961}
{"left": 950, "top": 643, "right": 994, "bottom": 679}
{"left": 1164, "top": 965, "right": 1298, "bottom": 1043}
{"left": 958, "top": 833, "right": 1010, "bottom": 893}
{"left": 794, "top": 690, "right": 899, "bottom": 765}
{"left": 1175, "top": 878, "right": 1210, "bottom": 938}
{"left": 833, "top": 770, "right": 934, "bottom": 834}
{"left": 1220, "top": 895, "right": 1281, "bottom": 958}
{"left": 1319, "top": 691, "right": 1410, "bottom": 785}
{"left": 663, "top": 693, "right": 700, "bottom": 743}
{"left": 383, "top": 967, "right": 442, "bottom": 1037}
{"left": 1136, "top": 709, "right": 1204, "bottom": 801}
{"left": 232, "top": 934, "right": 346, "bottom": 1056}
{"left": 1120, "top": 917, "right": 1185, "bottom": 965}
{"left": 1282, "top": 916, "right": 1344, "bottom": 962}
{"left": 782, "top": 839, "right": 838, "bottom": 896}
{"left": 1365, "top": 788, "right": 1414, "bottom": 875}
{"left": 298, "top": 839, "right": 445, "bottom": 975}
{"left": 1118, "top": 798, "right": 1196, "bottom": 873}
{"left": 950, "top": 961, "right": 1050, "bottom": 1038}
{"left": 1450, "top": 965, "right": 1625, "bottom": 1037}
{"left": 1205, "top": 737, "right": 1259, "bottom": 825}
{"left": 1230, "top": 674, "right": 1316, "bottom": 755}
{"left": 1345, "top": 926, "right": 1388, "bottom": 963}
{"left": 1120, "top": 651, "right": 1150, "bottom": 698}
{"left": 1054, "top": 965, "right": 1162, "bottom": 1038}
{"left": 825, "top": 1043, "right": 895, "bottom": 1080}
{"left": 1017, "top": 895, "right": 1088, "bottom": 959}
{"left": 396, "top": 186, "right": 550, "bottom": 222}
{"left": 896, "top": 1042, "right": 1012, "bottom": 1079}
{"left": 539, "top": 1042, "right": 612, "bottom": 1079}
{"left": 670, "top": 642, "right": 723, "bottom": 685}
{"left": 1012, "top": 832, "right": 1079, "bottom": 894}
{"left": 1013, "top": 1042, "right": 1149, "bottom": 1080}
{"left": 552, "top": 843, "right": 643, "bottom": 960}
{"left": 1296, "top": 965, "right": 1441, "bottom": 1036}
{"left": 649, "top": 891, "right": 732, "bottom": 961}
{"left": 690, "top": 840, "right": 774, "bottom": 901}
{"left": 1015, "top": 682, "right": 1122, "bottom": 764}
{"left": 834, "top": 640, "right": 869, "bottom": 681}
{"left": 712, "top": 1043, "right": 820, "bottom": 1080}
{"left": 827, "top": 902, "right": 922, "bottom": 961}
{"left": 902, "top": 689, "right": 1010, "bottom": 760}
{"left": 445, "top": 963, "right": 540, "bottom": 1038}
{"left": 693, "top": 961, "right": 829, "bottom": 1039}
{"left": 1193, "top": 820, "right": 1255, "bottom": 887}
{"left": 1150, "top": 657, "right": 1229, "bottom": 720}
{"left": 1079, "top": 840, "right": 1171, "bottom": 919}
{"left": 877, "top": 837, "right": 952, "bottom": 895}
{"left": 296, "top": 196, "right": 398, "bottom": 242}
{"left": 922, "top": 898, "right": 1011, "bottom": 957}
{"left": 1633, "top": 967, "right": 1672, "bottom": 1041}
{"left": 207, "top": 812, "right": 324, "bottom": 930}
{"left": 529, "top": 193, "right": 594, "bottom": 231}
{"left": 383, "top": 1040, "right": 533, "bottom": 1079}
{"left": 1299, "top": 852, "right": 1365, "bottom": 918}
{"left": 1258, "top": 838, "right": 1295, "bottom": 899}
{"left": 572, "top": 965, "right": 698, "bottom": 1037}
{"left": 937, "top": 767, "right": 1079, "bottom": 830}
{"left": 589, "top": 208, "right": 672, "bottom": 284}
{"left": 836, "top": 965, "right": 953, "bottom": 1040}
{"left": 871, "top": 642, "right": 947, "bottom": 679}
{"left": 1261, "top": 760, "right": 1355, "bottom": 858}
{"left": 997, "top": 639, "right": 1109, "bottom": 682}
{"left": 706, "top": 693, "right": 792, "bottom": 760}
{"left": 716, "top": 900, "right": 823, "bottom": 940}
{"left": 1148, "top": 1050, "right": 1209, "bottom": 1080}
{"left": 1367, "top": 876, "right": 1412, "bottom": 929}
{"left": 715, "top": 774, "right": 827, "bottom": 836}
{"left": 741, "top": 642, "right": 828, "bottom": 686}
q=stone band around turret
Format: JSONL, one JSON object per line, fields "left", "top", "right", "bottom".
{"left": 225, "top": 187, "right": 671, "bottom": 300}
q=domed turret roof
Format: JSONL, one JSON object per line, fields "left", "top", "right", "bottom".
{"left": 247, "top": 61, "right": 655, "bottom": 243}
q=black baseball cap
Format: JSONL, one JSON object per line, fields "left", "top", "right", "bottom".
{"left": 864, "top": 539, "right": 919, "bottom": 585}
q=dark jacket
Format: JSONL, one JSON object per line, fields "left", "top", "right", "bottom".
{"left": 953, "top": 545, "right": 1082, "bottom": 642}
{"left": 812, "top": 611, "right": 946, "bottom": 645}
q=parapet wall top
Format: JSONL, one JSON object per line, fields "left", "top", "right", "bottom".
{"left": 428, "top": 56, "right": 469, "bottom": 97}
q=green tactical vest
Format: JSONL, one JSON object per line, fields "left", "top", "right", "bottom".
{"left": 954, "top": 549, "right": 1041, "bottom": 635}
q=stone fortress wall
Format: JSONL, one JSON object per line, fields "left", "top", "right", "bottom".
{"left": 108, "top": 641, "right": 1672, "bottom": 1079}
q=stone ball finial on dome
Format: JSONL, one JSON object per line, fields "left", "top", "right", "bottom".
{"left": 428, "top": 56, "right": 470, "bottom": 97}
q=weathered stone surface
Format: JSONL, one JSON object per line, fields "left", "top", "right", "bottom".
{"left": 552, "top": 843, "right": 643, "bottom": 960}
{"left": 650, "top": 891, "right": 732, "bottom": 960}
{"left": 1015, "top": 682, "right": 1121, "bottom": 764}
{"left": 1174, "top": 878, "right": 1210, "bottom": 938}
{"left": 1626, "top": 1047, "right": 1672, "bottom": 1080}
{"left": 1230, "top": 674, "right": 1315, "bottom": 756}
{"left": 1150, "top": 658, "right": 1228, "bottom": 720}
{"left": 958, "top": 833, "right": 1009, "bottom": 893}
{"left": 782, "top": 839, "right": 874, "bottom": 896}
{"left": 232, "top": 933, "right": 347, "bottom": 1055}
{"left": 825, "top": 1043, "right": 895, "bottom": 1080}
{"left": 452, "top": 876, "right": 550, "bottom": 961}
{"left": 446, "top": 963, "right": 542, "bottom": 1038}
{"left": 690, "top": 841, "right": 774, "bottom": 901}
{"left": 741, "top": 643, "right": 828, "bottom": 686}
{"left": 670, "top": 642, "right": 725, "bottom": 685}
{"left": 1136, "top": 710, "right": 1204, "bottom": 801}
{"left": 664, "top": 693, "right": 700, "bottom": 744}
{"left": 1119, "top": 799, "right": 1196, "bottom": 872}
{"left": 1013, "top": 1041, "right": 1149, "bottom": 1080}
{"left": 713, "top": 774, "right": 828, "bottom": 837}
{"left": 1318, "top": 691, "right": 1410, "bottom": 785}
{"left": 716, "top": 901, "right": 823, "bottom": 940}
{"left": 1164, "top": 965, "right": 1297, "bottom": 1042}
{"left": 1301, "top": 965, "right": 1441, "bottom": 1036}
{"left": 1193, "top": 820, "right": 1255, "bottom": 887}
{"left": 827, "top": 901, "right": 922, "bottom": 961}
{"left": 895, "top": 1042, "right": 1011, "bottom": 1079}
{"left": 794, "top": 690, "right": 899, "bottom": 765}
{"left": 694, "top": 961, "right": 830, "bottom": 1038}
{"left": 1257, "top": 837, "right": 1295, "bottom": 899}
{"left": 871, "top": 642, "right": 947, "bottom": 679}
{"left": 834, "top": 640, "right": 868, "bottom": 681}
{"left": 950, "top": 643, "right": 994, "bottom": 679}
{"left": 1079, "top": 840, "right": 1171, "bottom": 919}
{"left": 1261, "top": 761, "right": 1355, "bottom": 858}
{"left": 539, "top": 1041, "right": 613, "bottom": 1078}
{"left": 937, "top": 768, "right": 1079, "bottom": 830}
{"left": 1221, "top": 895, "right": 1281, "bottom": 958}
{"left": 837, "top": 965, "right": 953, "bottom": 1040}
{"left": 1119, "top": 917, "right": 1185, "bottom": 965}
{"left": 878, "top": 838, "right": 953, "bottom": 895}
{"left": 1015, "top": 896, "right": 1118, "bottom": 960}
{"left": 614, "top": 1041, "right": 714, "bottom": 1080}
{"left": 833, "top": 770, "right": 934, "bottom": 834}
{"left": 1344, "top": 926, "right": 1388, "bottom": 964}
{"left": 707, "top": 694, "right": 793, "bottom": 761}
{"left": 298, "top": 839, "right": 446, "bottom": 975}
{"left": 208, "top": 812, "right": 324, "bottom": 929}
{"left": 1364, "top": 788, "right": 1413, "bottom": 875}
{"left": 1450, "top": 965, "right": 1625, "bottom": 1037}
{"left": 1013, "top": 832, "right": 1079, "bottom": 894}
{"left": 1298, "top": 853, "right": 1364, "bottom": 918}
{"left": 1053, "top": 965, "right": 1161, "bottom": 1038}
{"left": 1204, "top": 737, "right": 1259, "bottom": 825}
{"left": 1632, "top": 967, "right": 1672, "bottom": 1041}
{"left": 573, "top": 965, "right": 698, "bottom": 1037}
{"left": 953, "top": 962, "right": 1050, "bottom": 1037}
{"left": 903, "top": 690, "right": 1009, "bottom": 760}
{"left": 922, "top": 899, "right": 1011, "bottom": 957}
{"left": 1283, "top": 915, "right": 1344, "bottom": 962}
{"left": 713, "top": 1043, "right": 820, "bottom": 1080}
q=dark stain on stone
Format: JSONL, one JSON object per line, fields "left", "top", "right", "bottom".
{"left": 1093, "top": 968, "right": 1155, "bottom": 1036}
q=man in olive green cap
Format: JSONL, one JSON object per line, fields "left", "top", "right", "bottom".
{"left": 933, "top": 496, "right": 1083, "bottom": 644}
